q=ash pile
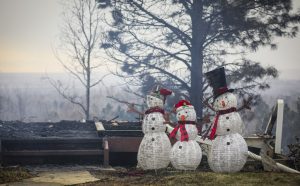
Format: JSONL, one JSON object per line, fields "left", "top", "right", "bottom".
{"left": 0, "top": 120, "right": 99, "bottom": 139}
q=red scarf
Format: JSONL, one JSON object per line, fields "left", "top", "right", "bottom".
{"left": 169, "top": 121, "right": 196, "bottom": 141}
{"left": 209, "top": 107, "right": 237, "bottom": 140}
{"left": 144, "top": 106, "right": 165, "bottom": 115}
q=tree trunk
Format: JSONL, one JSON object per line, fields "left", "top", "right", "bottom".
{"left": 190, "top": 0, "right": 204, "bottom": 118}
{"left": 86, "top": 70, "right": 90, "bottom": 121}
{"left": 86, "top": 47, "right": 91, "bottom": 120}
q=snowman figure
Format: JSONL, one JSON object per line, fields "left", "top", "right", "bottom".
{"left": 169, "top": 100, "right": 202, "bottom": 170}
{"left": 205, "top": 67, "right": 248, "bottom": 173}
{"left": 137, "top": 86, "right": 172, "bottom": 170}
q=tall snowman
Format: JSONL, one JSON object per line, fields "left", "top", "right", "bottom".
{"left": 169, "top": 100, "right": 202, "bottom": 170}
{"left": 205, "top": 67, "right": 248, "bottom": 173}
{"left": 137, "top": 86, "right": 172, "bottom": 170}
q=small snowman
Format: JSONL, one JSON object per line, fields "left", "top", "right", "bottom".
{"left": 169, "top": 100, "right": 202, "bottom": 170}
{"left": 205, "top": 67, "right": 248, "bottom": 173}
{"left": 137, "top": 86, "right": 172, "bottom": 170}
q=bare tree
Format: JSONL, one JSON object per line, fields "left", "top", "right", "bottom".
{"left": 51, "top": 0, "right": 107, "bottom": 120}
{"left": 98, "top": 0, "right": 300, "bottom": 117}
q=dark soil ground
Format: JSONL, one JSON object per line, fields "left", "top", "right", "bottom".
{"left": 1, "top": 166, "right": 300, "bottom": 186}
{"left": 80, "top": 168, "right": 300, "bottom": 186}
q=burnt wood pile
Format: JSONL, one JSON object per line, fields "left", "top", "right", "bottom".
{"left": 98, "top": 120, "right": 143, "bottom": 137}
{"left": 0, "top": 120, "right": 143, "bottom": 166}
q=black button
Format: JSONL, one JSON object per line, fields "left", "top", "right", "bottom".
{"left": 152, "top": 138, "right": 155, "bottom": 141}
{"left": 152, "top": 127, "right": 155, "bottom": 130}
{"left": 227, "top": 128, "right": 230, "bottom": 132}
{"left": 227, "top": 142, "right": 230, "bottom": 145}
{"left": 152, "top": 117, "right": 155, "bottom": 121}
{"left": 179, "top": 146, "right": 182, "bottom": 149}
{"left": 226, "top": 117, "right": 229, "bottom": 120}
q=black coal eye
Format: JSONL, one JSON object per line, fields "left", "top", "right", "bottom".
{"left": 179, "top": 146, "right": 182, "bottom": 149}
{"left": 185, "top": 111, "right": 188, "bottom": 113}
{"left": 150, "top": 98, "right": 153, "bottom": 100}
{"left": 225, "top": 96, "right": 227, "bottom": 98}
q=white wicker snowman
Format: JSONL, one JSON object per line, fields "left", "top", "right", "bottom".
{"left": 205, "top": 67, "right": 248, "bottom": 173}
{"left": 137, "top": 87, "right": 172, "bottom": 170}
{"left": 169, "top": 100, "right": 202, "bottom": 170}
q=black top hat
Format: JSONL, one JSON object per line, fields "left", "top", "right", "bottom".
{"left": 205, "top": 67, "right": 234, "bottom": 99}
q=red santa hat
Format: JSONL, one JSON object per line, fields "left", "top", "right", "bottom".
{"left": 149, "top": 85, "right": 172, "bottom": 103}
{"left": 174, "top": 100, "right": 194, "bottom": 112}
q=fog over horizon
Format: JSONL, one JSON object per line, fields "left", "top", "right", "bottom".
{"left": 1, "top": 72, "right": 300, "bottom": 122}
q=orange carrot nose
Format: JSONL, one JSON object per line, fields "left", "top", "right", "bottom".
{"left": 180, "top": 115, "right": 185, "bottom": 121}
{"left": 221, "top": 100, "right": 226, "bottom": 107}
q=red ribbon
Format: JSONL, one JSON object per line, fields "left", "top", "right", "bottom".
{"left": 209, "top": 107, "right": 237, "bottom": 140}
{"left": 144, "top": 106, "right": 165, "bottom": 115}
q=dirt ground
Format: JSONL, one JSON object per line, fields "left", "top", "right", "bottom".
{"left": 1, "top": 166, "right": 300, "bottom": 186}
{"left": 80, "top": 168, "right": 300, "bottom": 186}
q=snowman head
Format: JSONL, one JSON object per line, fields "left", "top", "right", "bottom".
{"left": 146, "top": 95, "right": 164, "bottom": 108}
{"left": 175, "top": 100, "right": 197, "bottom": 121}
{"left": 146, "top": 86, "right": 172, "bottom": 108}
{"left": 213, "top": 92, "right": 237, "bottom": 111}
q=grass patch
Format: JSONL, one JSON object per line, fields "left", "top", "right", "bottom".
{"left": 0, "top": 167, "right": 34, "bottom": 184}
{"left": 78, "top": 168, "right": 300, "bottom": 186}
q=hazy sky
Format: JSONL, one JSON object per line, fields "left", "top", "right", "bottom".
{"left": 0, "top": 0, "right": 300, "bottom": 80}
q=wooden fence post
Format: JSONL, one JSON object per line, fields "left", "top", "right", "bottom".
{"left": 103, "top": 137, "right": 109, "bottom": 167}
{"left": 0, "top": 139, "right": 2, "bottom": 166}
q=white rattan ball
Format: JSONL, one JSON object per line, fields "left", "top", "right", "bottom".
{"left": 216, "top": 112, "right": 244, "bottom": 136}
{"left": 170, "top": 140, "right": 202, "bottom": 170}
{"left": 138, "top": 132, "right": 171, "bottom": 170}
{"left": 142, "top": 112, "right": 166, "bottom": 134}
{"left": 176, "top": 107, "right": 196, "bottom": 121}
{"left": 213, "top": 92, "right": 237, "bottom": 111}
{"left": 208, "top": 133, "right": 248, "bottom": 173}
{"left": 146, "top": 95, "right": 164, "bottom": 108}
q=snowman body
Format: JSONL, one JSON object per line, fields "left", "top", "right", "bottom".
{"left": 208, "top": 92, "right": 248, "bottom": 173}
{"left": 208, "top": 133, "right": 248, "bottom": 172}
{"left": 170, "top": 105, "right": 202, "bottom": 170}
{"left": 137, "top": 95, "right": 171, "bottom": 170}
{"left": 216, "top": 112, "right": 244, "bottom": 136}
{"left": 142, "top": 112, "right": 165, "bottom": 134}
{"left": 170, "top": 140, "right": 202, "bottom": 170}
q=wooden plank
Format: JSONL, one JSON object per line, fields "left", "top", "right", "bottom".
{"left": 0, "top": 139, "right": 2, "bottom": 165}
{"left": 275, "top": 99, "right": 284, "bottom": 154}
{"left": 98, "top": 130, "right": 143, "bottom": 137}
{"left": 2, "top": 138, "right": 103, "bottom": 151}
{"left": 3, "top": 149, "right": 103, "bottom": 156}
{"left": 103, "top": 138, "right": 109, "bottom": 167}
{"left": 264, "top": 104, "right": 278, "bottom": 135}
{"left": 95, "top": 122, "right": 105, "bottom": 131}
{"left": 2, "top": 138, "right": 102, "bottom": 143}
{"left": 107, "top": 137, "right": 142, "bottom": 152}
